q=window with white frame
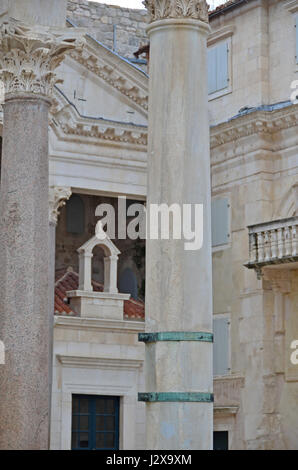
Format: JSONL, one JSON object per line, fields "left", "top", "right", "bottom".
{"left": 207, "top": 40, "right": 230, "bottom": 97}
{"left": 213, "top": 316, "right": 230, "bottom": 377}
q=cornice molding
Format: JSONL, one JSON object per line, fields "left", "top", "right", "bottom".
{"left": 0, "top": 18, "right": 84, "bottom": 98}
{"left": 51, "top": 99, "right": 148, "bottom": 149}
{"left": 214, "top": 406, "right": 239, "bottom": 416}
{"left": 144, "top": 0, "right": 209, "bottom": 23}
{"left": 54, "top": 315, "right": 145, "bottom": 333}
{"left": 57, "top": 354, "right": 143, "bottom": 370}
{"left": 69, "top": 38, "right": 148, "bottom": 114}
{"left": 210, "top": 104, "right": 298, "bottom": 149}
{"left": 208, "top": 25, "right": 235, "bottom": 47}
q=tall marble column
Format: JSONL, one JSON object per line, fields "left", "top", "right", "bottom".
{"left": 139, "top": 0, "right": 213, "bottom": 449}
{"left": 0, "top": 11, "right": 80, "bottom": 449}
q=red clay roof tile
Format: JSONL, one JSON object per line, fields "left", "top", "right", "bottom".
{"left": 54, "top": 270, "right": 145, "bottom": 321}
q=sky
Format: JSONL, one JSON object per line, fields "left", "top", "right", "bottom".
{"left": 89, "top": 0, "right": 224, "bottom": 10}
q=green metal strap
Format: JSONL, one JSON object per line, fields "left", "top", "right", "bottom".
{"left": 138, "top": 392, "right": 213, "bottom": 403}
{"left": 138, "top": 331, "right": 213, "bottom": 343}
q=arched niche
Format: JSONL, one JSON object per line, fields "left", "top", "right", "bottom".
{"left": 77, "top": 234, "right": 120, "bottom": 294}
{"left": 66, "top": 194, "right": 85, "bottom": 234}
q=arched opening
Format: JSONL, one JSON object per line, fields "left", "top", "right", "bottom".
{"left": 119, "top": 267, "right": 138, "bottom": 300}
{"left": 77, "top": 234, "right": 120, "bottom": 294}
{"left": 66, "top": 194, "right": 85, "bottom": 234}
{"left": 92, "top": 245, "right": 105, "bottom": 285}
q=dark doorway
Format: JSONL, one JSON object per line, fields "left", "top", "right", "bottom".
{"left": 213, "top": 431, "right": 229, "bottom": 450}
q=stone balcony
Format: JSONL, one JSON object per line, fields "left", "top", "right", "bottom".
{"left": 245, "top": 216, "right": 298, "bottom": 277}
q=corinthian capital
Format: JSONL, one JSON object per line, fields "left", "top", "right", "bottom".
{"left": 49, "top": 186, "right": 72, "bottom": 225}
{"left": 144, "top": 0, "right": 209, "bottom": 23}
{"left": 0, "top": 18, "right": 84, "bottom": 98}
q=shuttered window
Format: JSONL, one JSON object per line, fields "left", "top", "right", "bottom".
{"left": 211, "top": 198, "right": 230, "bottom": 248}
{"left": 208, "top": 41, "right": 229, "bottom": 95}
{"left": 213, "top": 316, "right": 230, "bottom": 377}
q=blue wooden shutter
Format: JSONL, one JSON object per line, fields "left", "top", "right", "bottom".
{"left": 208, "top": 41, "right": 229, "bottom": 95}
{"left": 211, "top": 197, "right": 230, "bottom": 247}
{"left": 213, "top": 317, "right": 230, "bottom": 376}
{"left": 208, "top": 47, "right": 218, "bottom": 94}
{"left": 216, "top": 41, "right": 229, "bottom": 91}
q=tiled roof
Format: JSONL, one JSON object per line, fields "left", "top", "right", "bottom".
{"left": 54, "top": 269, "right": 145, "bottom": 321}
{"left": 209, "top": 0, "right": 251, "bottom": 15}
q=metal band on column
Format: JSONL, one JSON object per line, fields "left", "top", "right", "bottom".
{"left": 139, "top": 331, "right": 213, "bottom": 343}
{"left": 138, "top": 392, "right": 214, "bottom": 402}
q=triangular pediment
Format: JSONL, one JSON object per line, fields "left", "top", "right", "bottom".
{"left": 55, "top": 34, "right": 148, "bottom": 125}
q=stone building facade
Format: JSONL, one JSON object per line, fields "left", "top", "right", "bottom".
{"left": 0, "top": 0, "right": 297, "bottom": 450}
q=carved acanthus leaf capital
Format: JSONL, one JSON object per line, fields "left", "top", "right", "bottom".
{"left": 0, "top": 18, "right": 85, "bottom": 98}
{"left": 49, "top": 186, "right": 72, "bottom": 225}
{"left": 144, "top": 0, "right": 209, "bottom": 23}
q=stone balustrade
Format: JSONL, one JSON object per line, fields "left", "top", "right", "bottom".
{"left": 245, "top": 217, "right": 298, "bottom": 273}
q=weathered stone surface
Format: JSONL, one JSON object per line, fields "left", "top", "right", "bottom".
{"left": 0, "top": 94, "right": 51, "bottom": 449}
{"left": 67, "top": 0, "right": 148, "bottom": 59}
{"left": 143, "top": 13, "right": 212, "bottom": 448}
{"left": 9, "top": 0, "right": 67, "bottom": 27}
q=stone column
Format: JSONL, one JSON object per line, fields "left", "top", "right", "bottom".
{"left": 48, "top": 186, "right": 71, "bottom": 433}
{"left": 0, "top": 13, "right": 81, "bottom": 449}
{"left": 49, "top": 186, "right": 72, "bottom": 306}
{"left": 139, "top": 0, "right": 213, "bottom": 449}
{"left": 104, "top": 255, "right": 119, "bottom": 294}
{"left": 78, "top": 251, "right": 93, "bottom": 292}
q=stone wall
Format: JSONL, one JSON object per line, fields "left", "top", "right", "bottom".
{"left": 67, "top": 0, "right": 148, "bottom": 59}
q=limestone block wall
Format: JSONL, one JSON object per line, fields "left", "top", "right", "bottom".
{"left": 208, "top": 0, "right": 297, "bottom": 126}
{"left": 269, "top": 0, "right": 298, "bottom": 105}
{"left": 67, "top": 0, "right": 148, "bottom": 59}
{"left": 50, "top": 316, "right": 146, "bottom": 450}
{"left": 210, "top": 102, "right": 298, "bottom": 449}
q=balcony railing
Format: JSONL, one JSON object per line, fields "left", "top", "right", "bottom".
{"left": 245, "top": 216, "right": 298, "bottom": 275}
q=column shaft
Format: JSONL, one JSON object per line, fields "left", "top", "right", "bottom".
{"left": 143, "top": 16, "right": 213, "bottom": 449}
{"left": 0, "top": 94, "right": 51, "bottom": 449}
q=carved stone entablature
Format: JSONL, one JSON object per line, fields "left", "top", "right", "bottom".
{"left": 0, "top": 18, "right": 84, "bottom": 98}
{"left": 51, "top": 102, "right": 148, "bottom": 149}
{"left": 49, "top": 186, "right": 72, "bottom": 225}
{"left": 144, "top": 0, "right": 209, "bottom": 23}
{"left": 210, "top": 104, "right": 298, "bottom": 149}
{"left": 69, "top": 45, "right": 148, "bottom": 112}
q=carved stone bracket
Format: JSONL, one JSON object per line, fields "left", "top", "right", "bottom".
{"left": 49, "top": 186, "right": 72, "bottom": 225}
{"left": 0, "top": 18, "right": 84, "bottom": 98}
{"left": 144, "top": 0, "right": 209, "bottom": 23}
